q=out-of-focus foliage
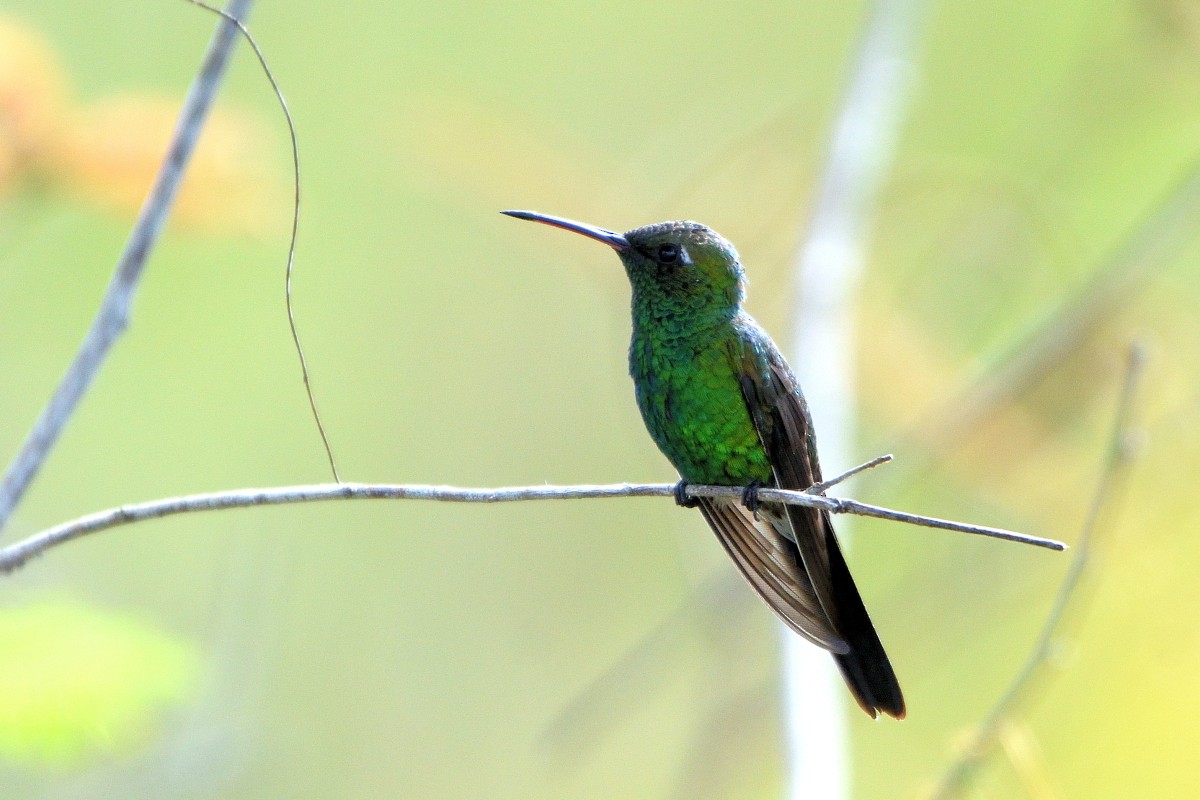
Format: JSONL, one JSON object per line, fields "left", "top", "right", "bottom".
{"left": 0, "top": 15, "right": 275, "bottom": 231}
{"left": 0, "top": 600, "right": 197, "bottom": 766}
{"left": 0, "top": 2, "right": 1197, "bottom": 799}
{"left": 54, "top": 94, "right": 278, "bottom": 233}
{"left": 0, "top": 17, "right": 68, "bottom": 187}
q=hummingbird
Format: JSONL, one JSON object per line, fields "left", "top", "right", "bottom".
{"left": 503, "top": 210, "right": 904, "bottom": 719}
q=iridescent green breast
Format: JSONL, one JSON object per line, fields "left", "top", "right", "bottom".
{"left": 629, "top": 320, "right": 773, "bottom": 486}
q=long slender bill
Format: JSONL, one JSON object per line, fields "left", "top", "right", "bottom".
{"left": 502, "top": 210, "right": 629, "bottom": 251}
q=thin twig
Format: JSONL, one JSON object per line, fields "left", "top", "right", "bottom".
{"left": 0, "top": 478, "right": 1064, "bottom": 575}
{"left": 0, "top": 0, "right": 255, "bottom": 535}
{"left": 187, "top": 0, "right": 340, "bottom": 481}
{"left": 806, "top": 453, "right": 893, "bottom": 494}
{"left": 925, "top": 343, "right": 1147, "bottom": 800}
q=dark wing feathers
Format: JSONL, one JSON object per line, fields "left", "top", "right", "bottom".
{"left": 759, "top": 359, "right": 837, "bottom": 617}
{"left": 697, "top": 498, "right": 848, "bottom": 653}
{"left": 731, "top": 330, "right": 905, "bottom": 720}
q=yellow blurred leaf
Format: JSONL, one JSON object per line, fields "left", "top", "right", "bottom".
{"left": 0, "top": 599, "right": 199, "bottom": 767}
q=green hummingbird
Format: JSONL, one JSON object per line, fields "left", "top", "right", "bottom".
{"left": 504, "top": 210, "right": 904, "bottom": 719}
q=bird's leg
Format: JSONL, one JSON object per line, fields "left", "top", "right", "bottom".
{"left": 673, "top": 479, "right": 700, "bottom": 508}
{"left": 741, "top": 480, "right": 764, "bottom": 520}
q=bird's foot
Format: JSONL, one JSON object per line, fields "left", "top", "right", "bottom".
{"left": 673, "top": 480, "right": 700, "bottom": 508}
{"left": 741, "top": 481, "right": 764, "bottom": 519}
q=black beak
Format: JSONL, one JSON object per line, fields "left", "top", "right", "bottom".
{"left": 502, "top": 210, "right": 629, "bottom": 251}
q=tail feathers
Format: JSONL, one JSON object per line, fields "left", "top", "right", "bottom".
{"left": 825, "top": 515, "right": 905, "bottom": 719}
{"left": 835, "top": 646, "right": 905, "bottom": 720}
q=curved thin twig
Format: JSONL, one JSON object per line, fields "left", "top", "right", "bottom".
{"left": 187, "top": 0, "right": 340, "bottom": 481}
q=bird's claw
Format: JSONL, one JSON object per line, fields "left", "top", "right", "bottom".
{"left": 673, "top": 480, "right": 700, "bottom": 508}
{"left": 741, "top": 481, "right": 764, "bottom": 519}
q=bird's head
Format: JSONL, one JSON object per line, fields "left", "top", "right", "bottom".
{"left": 503, "top": 211, "right": 746, "bottom": 323}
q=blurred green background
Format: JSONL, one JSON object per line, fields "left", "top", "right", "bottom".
{"left": 1, "top": 1, "right": 1198, "bottom": 797}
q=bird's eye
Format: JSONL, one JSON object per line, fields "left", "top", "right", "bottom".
{"left": 656, "top": 243, "right": 680, "bottom": 264}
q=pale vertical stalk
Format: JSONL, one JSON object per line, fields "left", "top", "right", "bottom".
{"left": 784, "top": 1, "right": 929, "bottom": 797}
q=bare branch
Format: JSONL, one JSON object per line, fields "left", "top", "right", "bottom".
{"left": 0, "top": 476, "right": 1064, "bottom": 575}
{"left": 0, "top": 0, "right": 255, "bottom": 534}
{"left": 806, "top": 453, "right": 893, "bottom": 494}
{"left": 821, "top": 496, "right": 1060, "bottom": 548}
{"left": 925, "top": 343, "right": 1147, "bottom": 800}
